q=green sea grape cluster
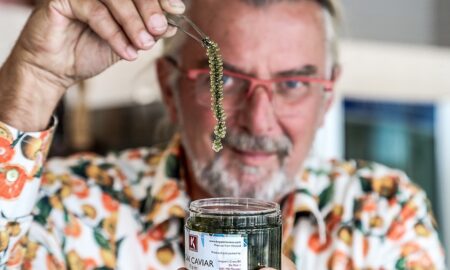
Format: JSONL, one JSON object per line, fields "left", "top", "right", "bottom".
{"left": 202, "top": 37, "right": 226, "bottom": 152}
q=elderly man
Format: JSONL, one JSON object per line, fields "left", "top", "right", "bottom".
{"left": 0, "top": 0, "right": 445, "bottom": 269}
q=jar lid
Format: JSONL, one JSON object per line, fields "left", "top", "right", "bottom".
{"left": 189, "top": 197, "right": 280, "bottom": 216}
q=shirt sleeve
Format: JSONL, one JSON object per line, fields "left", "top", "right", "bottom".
{"left": 356, "top": 180, "right": 447, "bottom": 270}
{"left": 381, "top": 189, "right": 447, "bottom": 269}
{"left": 0, "top": 118, "right": 56, "bottom": 269}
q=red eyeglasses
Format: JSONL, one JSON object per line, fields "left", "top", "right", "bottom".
{"left": 166, "top": 57, "right": 334, "bottom": 117}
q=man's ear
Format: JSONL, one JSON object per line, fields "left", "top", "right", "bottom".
{"left": 318, "top": 64, "right": 342, "bottom": 127}
{"left": 330, "top": 64, "right": 342, "bottom": 85}
{"left": 157, "top": 57, "right": 178, "bottom": 124}
{"left": 325, "top": 64, "right": 342, "bottom": 113}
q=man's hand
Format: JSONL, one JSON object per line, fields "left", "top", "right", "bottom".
{"left": 0, "top": 0, "right": 184, "bottom": 131}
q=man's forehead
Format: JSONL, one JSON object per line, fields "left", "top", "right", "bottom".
{"left": 187, "top": 0, "right": 334, "bottom": 15}
{"left": 187, "top": 0, "right": 326, "bottom": 31}
{"left": 180, "top": 0, "right": 327, "bottom": 76}
{"left": 239, "top": 0, "right": 336, "bottom": 16}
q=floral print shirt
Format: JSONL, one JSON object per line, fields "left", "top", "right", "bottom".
{"left": 0, "top": 119, "right": 446, "bottom": 270}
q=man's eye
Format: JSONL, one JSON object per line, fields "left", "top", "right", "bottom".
{"left": 222, "top": 75, "right": 233, "bottom": 86}
{"left": 283, "top": 80, "right": 305, "bottom": 89}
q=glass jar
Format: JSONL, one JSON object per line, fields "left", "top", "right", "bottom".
{"left": 185, "top": 198, "right": 282, "bottom": 270}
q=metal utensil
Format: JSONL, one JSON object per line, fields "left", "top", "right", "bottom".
{"left": 166, "top": 14, "right": 208, "bottom": 47}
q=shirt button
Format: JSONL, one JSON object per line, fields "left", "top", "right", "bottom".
{"left": 6, "top": 169, "right": 19, "bottom": 183}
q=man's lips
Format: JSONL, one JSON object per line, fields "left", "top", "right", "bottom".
{"left": 228, "top": 147, "right": 276, "bottom": 166}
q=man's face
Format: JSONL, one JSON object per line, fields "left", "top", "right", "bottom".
{"left": 169, "top": 0, "right": 330, "bottom": 201}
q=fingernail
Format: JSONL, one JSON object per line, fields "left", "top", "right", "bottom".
{"left": 139, "top": 31, "right": 155, "bottom": 48}
{"left": 126, "top": 46, "right": 138, "bottom": 59}
{"left": 166, "top": 0, "right": 186, "bottom": 13}
{"left": 168, "top": 0, "right": 185, "bottom": 9}
{"left": 162, "top": 26, "right": 178, "bottom": 38}
{"left": 149, "top": 13, "right": 168, "bottom": 32}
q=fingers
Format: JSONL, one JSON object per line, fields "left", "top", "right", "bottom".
{"left": 159, "top": 0, "right": 186, "bottom": 14}
{"left": 100, "top": 0, "right": 156, "bottom": 50}
{"left": 68, "top": 0, "right": 185, "bottom": 61}
{"left": 161, "top": 25, "right": 178, "bottom": 38}
{"left": 133, "top": 0, "right": 168, "bottom": 36}
{"left": 102, "top": 0, "right": 185, "bottom": 47}
{"left": 70, "top": 0, "right": 138, "bottom": 61}
{"left": 157, "top": 0, "right": 185, "bottom": 38}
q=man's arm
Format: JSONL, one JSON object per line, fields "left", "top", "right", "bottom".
{"left": 0, "top": 119, "right": 56, "bottom": 268}
{"left": 0, "top": 0, "right": 185, "bottom": 131}
{"left": 0, "top": 58, "right": 64, "bottom": 131}
{"left": 380, "top": 190, "right": 446, "bottom": 269}
{"left": 350, "top": 181, "right": 447, "bottom": 269}
{"left": 0, "top": 0, "right": 185, "bottom": 266}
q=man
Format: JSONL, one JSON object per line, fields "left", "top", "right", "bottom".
{"left": 0, "top": 0, "right": 445, "bottom": 269}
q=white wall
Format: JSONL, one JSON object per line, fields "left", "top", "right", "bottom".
{"left": 338, "top": 40, "right": 450, "bottom": 102}
{"left": 0, "top": 4, "right": 32, "bottom": 64}
{"left": 65, "top": 43, "right": 163, "bottom": 109}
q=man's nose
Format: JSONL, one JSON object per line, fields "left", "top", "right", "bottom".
{"left": 236, "top": 85, "right": 279, "bottom": 136}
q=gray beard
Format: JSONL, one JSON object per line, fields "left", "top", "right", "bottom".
{"left": 192, "top": 155, "right": 295, "bottom": 202}
{"left": 180, "top": 129, "right": 295, "bottom": 202}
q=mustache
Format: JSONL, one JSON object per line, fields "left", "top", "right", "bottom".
{"left": 216, "top": 130, "right": 293, "bottom": 158}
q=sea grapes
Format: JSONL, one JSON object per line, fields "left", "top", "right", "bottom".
{"left": 202, "top": 37, "right": 226, "bottom": 152}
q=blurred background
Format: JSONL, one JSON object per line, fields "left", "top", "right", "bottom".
{"left": 1, "top": 0, "right": 449, "bottom": 260}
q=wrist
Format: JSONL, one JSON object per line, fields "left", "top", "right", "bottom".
{"left": 0, "top": 56, "right": 66, "bottom": 131}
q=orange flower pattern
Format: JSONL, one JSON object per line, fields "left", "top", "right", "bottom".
{"left": 0, "top": 138, "right": 14, "bottom": 163}
{"left": 0, "top": 165, "right": 29, "bottom": 200}
{"left": 0, "top": 119, "right": 446, "bottom": 269}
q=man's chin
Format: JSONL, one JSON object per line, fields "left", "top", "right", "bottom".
{"left": 233, "top": 170, "right": 267, "bottom": 187}
{"left": 226, "top": 162, "right": 279, "bottom": 193}
{"left": 192, "top": 144, "right": 292, "bottom": 201}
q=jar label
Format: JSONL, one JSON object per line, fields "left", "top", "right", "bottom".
{"left": 185, "top": 228, "right": 248, "bottom": 270}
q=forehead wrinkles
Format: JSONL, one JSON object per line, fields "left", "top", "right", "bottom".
{"left": 187, "top": 0, "right": 326, "bottom": 70}
{"left": 188, "top": 0, "right": 325, "bottom": 30}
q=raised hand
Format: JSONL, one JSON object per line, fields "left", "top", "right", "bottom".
{"left": 0, "top": 0, "right": 185, "bottom": 131}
